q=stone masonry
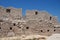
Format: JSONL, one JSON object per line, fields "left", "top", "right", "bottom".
{"left": 0, "top": 6, "right": 60, "bottom": 37}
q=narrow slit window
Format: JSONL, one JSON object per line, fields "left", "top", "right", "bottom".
{"left": 0, "top": 27, "right": 1, "bottom": 29}
{"left": 26, "top": 27, "right": 29, "bottom": 29}
{"left": 35, "top": 11, "right": 38, "bottom": 15}
{"left": 47, "top": 30, "right": 49, "bottom": 32}
{"left": 54, "top": 29, "right": 56, "bottom": 32}
{"left": 50, "top": 16, "right": 52, "bottom": 20}
{"left": 40, "top": 30, "right": 43, "bottom": 32}
{"left": 6, "top": 9, "right": 10, "bottom": 13}
{"left": 10, "top": 27, "right": 12, "bottom": 30}
{"left": 13, "top": 23, "right": 16, "bottom": 26}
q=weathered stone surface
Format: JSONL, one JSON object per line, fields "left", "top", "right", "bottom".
{"left": 0, "top": 6, "right": 60, "bottom": 37}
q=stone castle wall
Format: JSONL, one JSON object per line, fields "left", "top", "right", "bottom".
{"left": 0, "top": 6, "right": 22, "bottom": 20}
{"left": 0, "top": 6, "right": 60, "bottom": 37}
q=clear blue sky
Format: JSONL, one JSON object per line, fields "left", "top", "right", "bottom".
{"left": 0, "top": 0, "right": 60, "bottom": 21}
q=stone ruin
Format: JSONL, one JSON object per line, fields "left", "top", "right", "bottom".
{"left": 0, "top": 6, "right": 60, "bottom": 37}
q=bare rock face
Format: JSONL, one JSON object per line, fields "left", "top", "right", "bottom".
{"left": 0, "top": 6, "right": 60, "bottom": 37}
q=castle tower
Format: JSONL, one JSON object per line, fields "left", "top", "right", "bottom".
{"left": 0, "top": 6, "right": 22, "bottom": 20}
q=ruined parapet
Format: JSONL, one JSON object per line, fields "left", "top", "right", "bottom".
{"left": 26, "top": 10, "right": 51, "bottom": 20}
{"left": 26, "top": 10, "right": 59, "bottom": 25}
{"left": 0, "top": 6, "right": 22, "bottom": 20}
